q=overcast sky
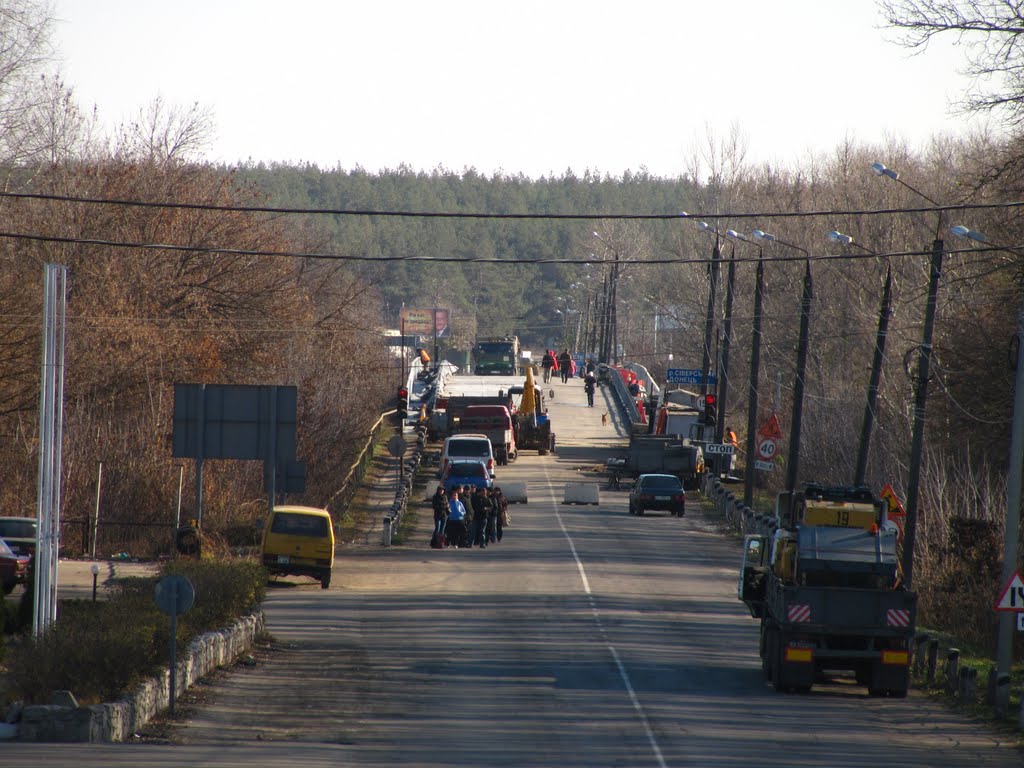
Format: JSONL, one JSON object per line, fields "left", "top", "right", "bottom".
{"left": 52, "top": 0, "right": 987, "bottom": 179}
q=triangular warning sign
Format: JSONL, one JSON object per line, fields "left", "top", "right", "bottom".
{"left": 995, "top": 571, "right": 1024, "bottom": 612}
{"left": 757, "top": 414, "right": 783, "bottom": 440}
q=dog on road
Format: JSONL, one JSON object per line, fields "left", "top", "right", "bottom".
{"left": 601, "top": 412, "right": 608, "bottom": 426}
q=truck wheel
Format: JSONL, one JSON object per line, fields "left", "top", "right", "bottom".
{"left": 636, "top": 506, "right": 644, "bottom": 516}
{"left": 320, "top": 570, "right": 332, "bottom": 589}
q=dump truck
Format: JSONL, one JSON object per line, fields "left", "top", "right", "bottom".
{"left": 473, "top": 336, "right": 521, "bottom": 375}
{"left": 606, "top": 436, "right": 704, "bottom": 490}
{"left": 737, "top": 483, "right": 916, "bottom": 696}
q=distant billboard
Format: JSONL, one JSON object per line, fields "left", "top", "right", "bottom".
{"left": 400, "top": 307, "right": 450, "bottom": 337}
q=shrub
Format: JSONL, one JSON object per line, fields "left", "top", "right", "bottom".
{"left": 6, "top": 557, "right": 266, "bottom": 705}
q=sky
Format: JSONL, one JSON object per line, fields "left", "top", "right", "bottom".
{"left": 51, "top": 0, "right": 988, "bottom": 179}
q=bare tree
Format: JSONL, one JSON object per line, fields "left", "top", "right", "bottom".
{"left": 881, "top": 0, "right": 1024, "bottom": 124}
{"left": 115, "top": 96, "right": 215, "bottom": 164}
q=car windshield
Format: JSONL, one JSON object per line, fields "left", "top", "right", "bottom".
{"left": 640, "top": 476, "right": 682, "bottom": 491}
{"left": 449, "top": 442, "right": 489, "bottom": 457}
{"left": 450, "top": 462, "right": 486, "bottom": 477}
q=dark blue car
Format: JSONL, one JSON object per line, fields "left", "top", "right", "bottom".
{"left": 441, "top": 460, "right": 493, "bottom": 493}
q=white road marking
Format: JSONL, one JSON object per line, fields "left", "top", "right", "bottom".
{"left": 549, "top": 469, "right": 669, "bottom": 768}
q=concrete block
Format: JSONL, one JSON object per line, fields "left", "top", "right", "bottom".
{"left": 563, "top": 482, "right": 599, "bottom": 505}
{"left": 500, "top": 481, "right": 528, "bottom": 504}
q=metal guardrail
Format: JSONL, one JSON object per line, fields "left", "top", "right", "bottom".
{"left": 599, "top": 364, "right": 641, "bottom": 425}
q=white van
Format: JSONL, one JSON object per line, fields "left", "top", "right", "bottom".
{"left": 440, "top": 434, "right": 496, "bottom": 479}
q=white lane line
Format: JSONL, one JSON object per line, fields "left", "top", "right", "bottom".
{"left": 549, "top": 472, "right": 669, "bottom": 768}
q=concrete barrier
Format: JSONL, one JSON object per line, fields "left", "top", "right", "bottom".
{"left": 562, "top": 482, "right": 599, "bottom": 505}
{"left": 500, "top": 481, "right": 528, "bottom": 504}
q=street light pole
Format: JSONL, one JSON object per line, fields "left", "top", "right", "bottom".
{"left": 872, "top": 161, "right": 946, "bottom": 590}
{"left": 753, "top": 229, "right": 813, "bottom": 497}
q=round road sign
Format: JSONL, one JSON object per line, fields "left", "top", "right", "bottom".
{"left": 387, "top": 435, "right": 407, "bottom": 457}
{"left": 757, "top": 437, "right": 778, "bottom": 461}
{"left": 154, "top": 574, "right": 195, "bottom": 616}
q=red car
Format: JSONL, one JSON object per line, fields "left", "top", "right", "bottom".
{"left": 0, "top": 537, "right": 30, "bottom": 595}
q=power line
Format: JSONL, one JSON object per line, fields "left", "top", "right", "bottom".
{"left": 1, "top": 228, "right": 1018, "bottom": 266}
{"left": 5, "top": 189, "right": 1024, "bottom": 221}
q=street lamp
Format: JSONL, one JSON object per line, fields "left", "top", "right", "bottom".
{"left": 872, "top": 161, "right": 946, "bottom": 591}
{"left": 828, "top": 231, "right": 893, "bottom": 487}
{"left": 950, "top": 224, "right": 1024, "bottom": 700}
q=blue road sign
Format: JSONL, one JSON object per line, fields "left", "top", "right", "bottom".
{"left": 666, "top": 368, "right": 717, "bottom": 386}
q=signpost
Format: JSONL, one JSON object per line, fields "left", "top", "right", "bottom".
{"left": 705, "top": 443, "right": 735, "bottom": 456}
{"left": 155, "top": 574, "right": 196, "bottom": 717}
{"left": 666, "top": 368, "right": 717, "bottom": 386}
{"left": 754, "top": 414, "right": 783, "bottom": 474}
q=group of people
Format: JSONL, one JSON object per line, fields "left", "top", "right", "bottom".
{"left": 431, "top": 484, "right": 510, "bottom": 549}
{"left": 540, "top": 349, "right": 577, "bottom": 383}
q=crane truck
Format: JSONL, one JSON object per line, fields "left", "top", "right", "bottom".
{"left": 737, "top": 483, "right": 916, "bottom": 696}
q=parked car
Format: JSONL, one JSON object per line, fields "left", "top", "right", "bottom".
{"left": 0, "top": 537, "right": 30, "bottom": 595}
{"left": 0, "top": 515, "right": 37, "bottom": 557}
{"left": 628, "top": 473, "right": 686, "bottom": 517}
{"left": 440, "top": 434, "right": 496, "bottom": 479}
{"left": 441, "top": 460, "right": 493, "bottom": 493}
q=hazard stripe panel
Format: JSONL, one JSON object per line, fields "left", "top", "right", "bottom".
{"left": 882, "top": 650, "right": 909, "bottom": 665}
{"left": 787, "top": 603, "right": 811, "bottom": 623}
{"left": 886, "top": 608, "right": 911, "bottom": 627}
{"left": 785, "top": 646, "right": 814, "bottom": 664}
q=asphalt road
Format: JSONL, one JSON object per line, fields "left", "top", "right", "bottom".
{"left": 2, "top": 377, "right": 1021, "bottom": 766}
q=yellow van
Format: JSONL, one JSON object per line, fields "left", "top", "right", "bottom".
{"left": 261, "top": 505, "right": 335, "bottom": 589}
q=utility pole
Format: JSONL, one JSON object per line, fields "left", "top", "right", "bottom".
{"left": 716, "top": 251, "right": 736, "bottom": 446}
{"left": 785, "top": 260, "right": 813, "bottom": 495}
{"left": 901, "top": 238, "right": 944, "bottom": 590}
{"left": 700, "top": 238, "right": 721, "bottom": 398}
{"left": 855, "top": 263, "right": 893, "bottom": 486}
{"left": 743, "top": 252, "right": 765, "bottom": 509}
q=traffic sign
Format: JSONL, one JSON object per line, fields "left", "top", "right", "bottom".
{"left": 666, "top": 368, "right": 717, "bottom": 386}
{"left": 757, "top": 414, "right": 783, "bottom": 440}
{"left": 705, "top": 443, "right": 735, "bottom": 455}
{"left": 995, "top": 572, "right": 1024, "bottom": 612}
{"left": 754, "top": 460, "right": 775, "bottom": 472}
{"left": 756, "top": 437, "right": 778, "bottom": 460}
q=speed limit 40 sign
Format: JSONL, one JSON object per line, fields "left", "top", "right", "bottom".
{"left": 756, "top": 437, "right": 778, "bottom": 461}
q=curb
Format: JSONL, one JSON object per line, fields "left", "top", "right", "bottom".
{"left": 16, "top": 610, "right": 265, "bottom": 742}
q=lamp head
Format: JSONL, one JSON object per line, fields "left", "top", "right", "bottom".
{"left": 725, "top": 229, "right": 746, "bottom": 240}
{"left": 950, "top": 224, "right": 986, "bottom": 242}
{"left": 752, "top": 229, "right": 775, "bottom": 242}
{"left": 871, "top": 162, "right": 899, "bottom": 181}
{"left": 827, "top": 230, "right": 853, "bottom": 245}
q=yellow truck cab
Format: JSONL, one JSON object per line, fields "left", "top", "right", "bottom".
{"left": 261, "top": 505, "right": 335, "bottom": 589}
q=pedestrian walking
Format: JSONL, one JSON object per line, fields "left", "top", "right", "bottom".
{"left": 558, "top": 349, "right": 572, "bottom": 383}
{"left": 584, "top": 371, "right": 596, "bottom": 407}
{"left": 493, "top": 487, "right": 509, "bottom": 542}
{"left": 485, "top": 488, "right": 499, "bottom": 544}
{"left": 470, "top": 487, "right": 491, "bottom": 548}
{"left": 431, "top": 486, "right": 449, "bottom": 544}
{"left": 446, "top": 490, "right": 468, "bottom": 548}
{"left": 542, "top": 350, "right": 556, "bottom": 383}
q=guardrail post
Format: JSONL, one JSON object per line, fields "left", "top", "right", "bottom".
{"left": 957, "top": 666, "right": 976, "bottom": 702}
{"left": 913, "top": 634, "right": 929, "bottom": 677}
{"left": 927, "top": 639, "right": 939, "bottom": 685}
{"left": 994, "top": 671, "right": 1011, "bottom": 717}
{"left": 945, "top": 649, "right": 960, "bottom": 694}
{"left": 382, "top": 516, "right": 393, "bottom": 547}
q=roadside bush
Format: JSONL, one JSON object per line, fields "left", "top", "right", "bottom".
{"left": 6, "top": 557, "right": 266, "bottom": 705}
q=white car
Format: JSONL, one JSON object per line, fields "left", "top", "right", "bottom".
{"left": 440, "top": 434, "right": 496, "bottom": 479}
